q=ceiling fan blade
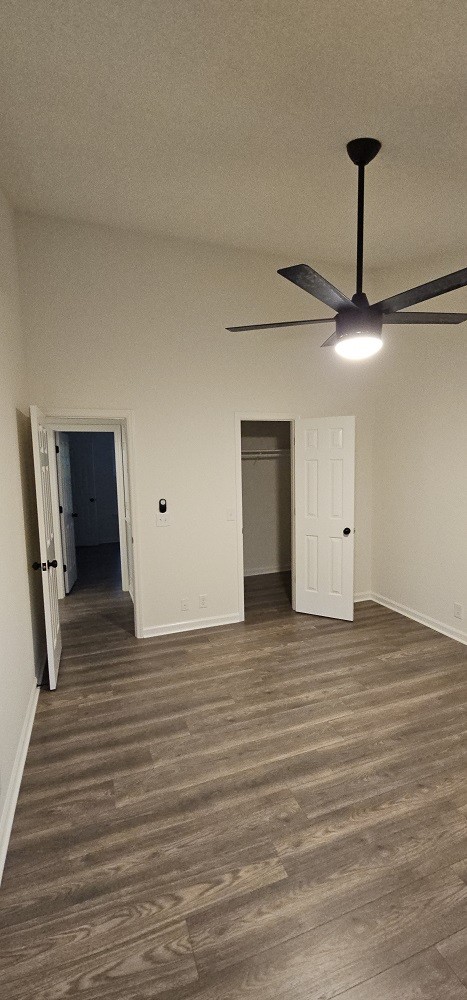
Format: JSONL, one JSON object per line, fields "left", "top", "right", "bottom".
{"left": 277, "top": 264, "right": 354, "bottom": 312}
{"left": 226, "top": 317, "right": 334, "bottom": 332}
{"left": 373, "top": 268, "right": 467, "bottom": 314}
{"left": 320, "top": 331, "right": 341, "bottom": 347}
{"left": 383, "top": 311, "right": 467, "bottom": 325}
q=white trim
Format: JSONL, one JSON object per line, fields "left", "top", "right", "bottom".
{"left": 371, "top": 592, "right": 467, "bottom": 646}
{"left": 245, "top": 565, "right": 291, "bottom": 577}
{"left": 113, "top": 427, "right": 129, "bottom": 592}
{"left": 0, "top": 682, "right": 39, "bottom": 883}
{"left": 143, "top": 596, "right": 466, "bottom": 644}
{"left": 142, "top": 613, "right": 242, "bottom": 638}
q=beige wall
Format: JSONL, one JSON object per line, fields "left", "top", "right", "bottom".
{"left": 371, "top": 254, "right": 467, "bottom": 642}
{"left": 0, "top": 191, "right": 45, "bottom": 874}
{"left": 16, "top": 214, "right": 376, "bottom": 632}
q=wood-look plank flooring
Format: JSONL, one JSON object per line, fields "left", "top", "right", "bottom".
{"left": 1, "top": 564, "right": 467, "bottom": 999}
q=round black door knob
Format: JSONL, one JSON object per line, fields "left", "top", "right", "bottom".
{"left": 48, "top": 559, "right": 58, "bottom": 568}
{"left": 89, "top": 497, "right": 95, "bottom": 502}
{"left": 343, "top": 527, "right": 351, "bottom": 536}
{"left": 32, "top": 561, "right": 41, "bottom": 570}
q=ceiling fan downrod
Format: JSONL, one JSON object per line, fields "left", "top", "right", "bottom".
{"left": 346, "top": 138, "right": 382, "bottom": 300}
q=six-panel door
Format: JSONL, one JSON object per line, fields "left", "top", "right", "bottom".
{"left": 293, "top": 416, "right": 355, "bottom": 621}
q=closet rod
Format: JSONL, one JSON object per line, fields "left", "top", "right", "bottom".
{"left": 241, "top": 448, "right": 290, "bottom": 459}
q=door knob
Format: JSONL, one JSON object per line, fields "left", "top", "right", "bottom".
{"left": 343, "top": 527, "right": 351, "bottom": 536}
{"left": 48, "top": 559, "right": 58, "bottom": 568}
{"left": 89, "top": 497, "right": 95, "bottom": 502}
{"left": 32, "top": 561, "right": 41, "bottom": 570}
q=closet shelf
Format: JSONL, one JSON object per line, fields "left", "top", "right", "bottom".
{"left": 241, "top": 448, "right": 290, "bottom": 460}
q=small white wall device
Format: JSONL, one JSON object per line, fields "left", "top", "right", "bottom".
{"left": 156, "top": 498, "right": 170, "bottom": 526}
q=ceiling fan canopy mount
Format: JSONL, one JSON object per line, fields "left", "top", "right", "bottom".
{"left": 227, "top": 137, "right": 467, "bottom": 358}
{"left": 346, "top": 137, "right": 381, "bottom": 167}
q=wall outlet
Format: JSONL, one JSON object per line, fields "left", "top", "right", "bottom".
{"left": 199, "top": 594, "right": 207, "bottom": 609}
{"left": 453, "top": 603, "right": 463, "bottom": 620}
{"left": 181, "top": 598, "right": 189, "bottom": 612}
{"left": 156, "top": 512, "right": 170, "bottom": 526}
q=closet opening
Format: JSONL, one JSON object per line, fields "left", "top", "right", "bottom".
{"left": 240, "top": 420, "right": 293, "bottom": 618}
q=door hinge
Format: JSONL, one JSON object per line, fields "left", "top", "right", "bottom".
{"left": 59, "top": 504, "right": 63, "bottom": 514}
{"left": 55, "top": 445, "right": 59, "bottom": 453}
{"left": 63, "top": 564, "right": 67, "bottom": 572}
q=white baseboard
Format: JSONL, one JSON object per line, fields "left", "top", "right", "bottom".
{"left": 0, "top": 681, "right": 40, "bottom": 884}
{"left": 142, "top": 612, "right": 242, "bottom": 638}
{"left": 244, "top": 565, "right": 291, "bottom": 578}
{"left": 371, "top": 592, "right": 467, "bottom": 646}
{"left": 143, "top": 594, "right": 466, "bottom": 644}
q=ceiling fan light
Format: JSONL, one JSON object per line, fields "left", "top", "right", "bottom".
{"left": 335, "top": 334, "right": 383, "bottom": 360}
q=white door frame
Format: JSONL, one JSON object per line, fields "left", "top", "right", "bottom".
{"left": 48, "top": 429, "right": 66, "bottom": 600}
{"left": 235, "top": 411, "right": 295, "bottom": 622}
{"left": 43, "top": 408, "right": 142, "bottom": 638}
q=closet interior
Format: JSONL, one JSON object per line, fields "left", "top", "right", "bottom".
{"left": 241, "top": 420, "right": 292, "bottom": 608}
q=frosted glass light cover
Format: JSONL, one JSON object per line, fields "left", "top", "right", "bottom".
{"left": 335, "top": 334, "right": 383, "bottom": 360}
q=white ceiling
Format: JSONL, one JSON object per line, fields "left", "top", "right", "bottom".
{"left": 0, "top": 0, "right": 465, "bottom": 268}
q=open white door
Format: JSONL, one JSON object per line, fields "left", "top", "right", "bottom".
{"left": 30, "top": 406, "right": 63, "bottom": 689}
{"left": 293, "top": 416, "right": 355, "bottom": 621}
{"left": 56, "top": 432, "right": 77, "bottom": 593}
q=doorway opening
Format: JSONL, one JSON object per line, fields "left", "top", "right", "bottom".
{"left": 48, "top": 422, "right": 136, "bottom": 640}
{"left": 240, "top": 420, "right": 293, "bottom": 619}
{"left": 31, "top": 406, "right": 140, "bottom": 689}
{"left": 54, "top": 431, "right": 125, "bottom": 602}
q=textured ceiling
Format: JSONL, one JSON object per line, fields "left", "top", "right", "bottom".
{"left": 0, "top": 0, "right": 465, "bottom": 267}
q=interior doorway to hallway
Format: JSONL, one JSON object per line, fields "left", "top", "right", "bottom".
{"left": 30, "top": 407, "right": 140, "bottom": 690}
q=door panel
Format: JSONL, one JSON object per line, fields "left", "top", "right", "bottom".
{"left": 68, "top": 432, "right": 99, "bottom": 546}
{"left": 68, "top": 432, "right": 119, "bottom": 546}
{"left": 56, "top": 432, "right": 77, "bottom": 593}
{"left": 293, "top": 416, "right": 355, "bottom": 621}
{"left": 93, "top": 434, "right": 119, "bottom": 544}
{"left": 30, "top": 406, "right": 62, "bottom": 689}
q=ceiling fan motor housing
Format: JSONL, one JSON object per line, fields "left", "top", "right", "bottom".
{"left": 336, "top": 307, "right": 383, "bottom": 340}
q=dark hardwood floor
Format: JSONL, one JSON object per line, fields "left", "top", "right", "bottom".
{"left": 1, "top": 570, "right": 467, "bottom": 998}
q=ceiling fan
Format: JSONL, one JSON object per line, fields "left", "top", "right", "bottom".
{"left": 227, "top": 137, "right": 467, "bottom": 359}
